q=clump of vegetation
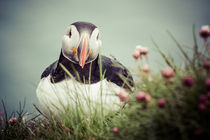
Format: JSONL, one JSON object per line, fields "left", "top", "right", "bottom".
{"left": 0, "top": 25, "right": 210, "bottom": 140}
{"left": 108, "top": 25, "right": 210, "bottom": 140}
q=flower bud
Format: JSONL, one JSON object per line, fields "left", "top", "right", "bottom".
{"left": 9, "top": 117, "right": 17, "bottom": 125}
{"left": 112, "top": 127, "right": 119, "bottom": 134}
{"left": 198, "top": 103, "right": 206, "bottom": 111}
{"left": 182, "top": 77, "right": 194, "bottom": 87}
{"left": 118, "top": 90, "right": 129, "bottom": 102}
{"left": 140, "top": 47, "right": 149, "bottom": 55}
{"left": 199, "top": 95, "right": 207, "bottom": 103}
{"left": 204, "top": 60, "right": 210, "bottom": 71}
{"left": 157, "top": 99, "right": 166, "bottom": 108}
{"left": 199, "top": 25, "right": 210, "bottom": 42}
{"left": 142, "top": 64, "right": 150, "bottom": 73}
{"left": 132, "top": 50, "right": 140, "bottom": 60}
{"left": 161, "top": 67, "right": 175, "bottom": 79}
{"left": 136, "top": 45, "right": 149, "bottom": 56}
{"left": 205, "top": 79, "right": 210, "bottom": 89}
{"left": 136, "top": 92, "right": 146, "bottom": 102}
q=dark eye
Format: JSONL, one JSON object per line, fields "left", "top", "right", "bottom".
{"left": 97, "top": 33, "right": 99, "bottom": 40}
{"left": 69, "top": 30, "right": 72, "bottom": 38}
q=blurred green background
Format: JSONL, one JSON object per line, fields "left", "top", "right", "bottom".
{"left": 0, "top": 0, "right": 209, "bottom": 113}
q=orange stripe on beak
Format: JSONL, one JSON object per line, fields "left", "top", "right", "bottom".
{"left": 80, "top": 37, "right": 87, "bottom": 68}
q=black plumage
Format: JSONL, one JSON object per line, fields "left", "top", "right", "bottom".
{"left": 41, "top": 52, "right": 134, "bottom": 90}
{"left": 71, "top": 22, "right": 97, "bottom": 35}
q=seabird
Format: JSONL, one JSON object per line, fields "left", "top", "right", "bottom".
{"left": 36, "top": 21, "right": 134, "bottom": 116}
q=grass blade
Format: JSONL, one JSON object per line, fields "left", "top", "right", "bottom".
{"left": 192, "top": 24, "right": 198, "bottom": 64}
{"left": 151, "top": 38, "right": 177, "bottom": 71}
{"left": 1, "top": 100, "right": 8, "bottom": 122}
{"left": 59, "top": 63, "right": 76, "bottom": 81}
{"left": 33, "top": 104, "right": 49, "bottom": 120}
{"left": 167, "top": 30, "right": 191, "bottom": 63}
{"left": 99, "top": 54, "right": 103, "bottom": 80}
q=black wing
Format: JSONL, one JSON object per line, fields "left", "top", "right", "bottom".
{"left": 41, "top": 54, "right": 134, "bottom": 89}
{"left": 41, "top": 51, "right": 67, "bottom": 83}
{"left": 41, "top": 60, "right": 67, "bottom": 83}
{"left": 101, "top": 55, "right": 134, "bottom": 90}
{"left": 41, "top": 60, "right": 58, "bottom": 79}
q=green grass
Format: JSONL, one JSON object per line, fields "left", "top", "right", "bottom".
{"left": 0, "top": 26, "right": 210, "bottom": 140}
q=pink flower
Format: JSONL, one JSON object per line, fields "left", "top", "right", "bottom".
{"left": 118, "top": 90, "right": 129, "bottom": 102}
{"left": 136, "top": 45, "right": 149, "bottom": 56}
{"left": 9, "top": 117, "right": 17, "bottom": 125}
{"left": 198, "top": 103, "right": 206, "bottom": 111}
{"left": 199, "top": 95, "right": 208, "bottom": 103}
{"left": 142, "top": 64, "right": 150, "bottom": 73}
{"left": 204, "top": 61, "right": 210, "bottom": 71}
{"left": 136, "top": 92, "right": 146, "bottom": 102}
{"left": 205, "top": 79, "right": 210, "bottom": 89}
{"left": 112, "top": 127, "right": 119, "bottom": 134}
{"left": 132, "top": 49, "right": 140, "bottom": 60}
{"left": 157, "top": 99, "right": 166, "bottom": 108}
{"left": 182, "top": 77, "right": 194, "bottom": 87}
{"left": 161, "top": 67, "right": 175, "bottom": 79}
{"left": 140, "top": 47, "right": 149, "bottom": 55}
{"left": 199, "top": 25, "right": 210, "bottom": 42}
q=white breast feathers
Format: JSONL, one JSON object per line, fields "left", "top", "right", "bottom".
{"left": 36, "top": 75, "right": 125, "bottom": 117}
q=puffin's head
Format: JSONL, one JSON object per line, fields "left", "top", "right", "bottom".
{"left": 62, "top": 21, "right": 102, "bottom": 68}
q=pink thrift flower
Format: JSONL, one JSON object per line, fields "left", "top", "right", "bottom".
{"left": 157, "top": 99, "right": 166, "bottom": 108}
{"left": 199, "top": 95, "right": 208, "bottom": 103}
{"left": 118, "top": 90, "right": 129, "bottom": 102}
{"left": 132, "top": 49, "right": 140, "bottom": 60}
{"left": 136, "top": 92, "right": 146, "bottom": 102}
{"left": 9, "top": 117, "right": 17, "bottom": 125}
{"left": 161, "top": 67, "right": 175, "bottom": 79}
{"left": 205, "top": 79, "right": 210, "bottom": 89}
{"left": 136, "top": 45, "right": 149, "bottom": 56}
{"left": 204, "top": 61, "right": 210, "bottom": 71}
{"left": 112, "top": 127, "right": 119, "bottom": 134}
{"left": 199, "top": 25, "right": 210, "bottom": 42}
{"left": 182, "top": 77, "right": 194, "bottom": 87}
{"left": 142, "top": 64, "right": 150, "bottom": 73}
{"left": 140, "top": 47, "right": 149, "bottom": 55}
{"left": 198, "top": 103, "right": 206, "bottom": 111}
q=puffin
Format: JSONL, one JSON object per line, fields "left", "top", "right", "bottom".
{"left": 36, "top": 21, "right": 134, "bottom": 116}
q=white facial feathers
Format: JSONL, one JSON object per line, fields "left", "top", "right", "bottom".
{"left": 61, "top": 25, "right": 102, "bottom": 65}
{"left": 62, "top": 25, "right": 80, "bottom": 63}
{"left": 88, "top": 28, "right": 102, "bottom": 62}
{"left": 89, "top": 28, "right": 102, "bottom": 48}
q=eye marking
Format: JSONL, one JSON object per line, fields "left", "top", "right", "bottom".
{"left": 69, "top": 30, "right": 72, "bottom": 38}
{"left": 73, "top": 48, "right": 77, "bottom": 54}
{"left": 88, "top": 50, "right": 92, "bottom": 56}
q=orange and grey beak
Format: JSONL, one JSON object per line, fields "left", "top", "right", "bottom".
{"left": 78, "top": 35, "right": 88, "bottom": 68}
